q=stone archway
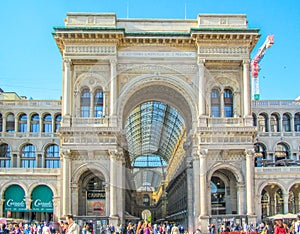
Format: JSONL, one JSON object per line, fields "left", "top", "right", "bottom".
{"left": 116, "top": 78, "right": 197, "bottom": 227}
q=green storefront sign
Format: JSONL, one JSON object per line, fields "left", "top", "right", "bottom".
{"left": 31, "top": 185, "right": 53, "bottom": 212}
{"left": 4, "top": 185, "right": 27, "bottom": 212}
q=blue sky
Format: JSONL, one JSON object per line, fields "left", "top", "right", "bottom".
{"left": 0, "top": 0, "right": 299, "bottom": 100}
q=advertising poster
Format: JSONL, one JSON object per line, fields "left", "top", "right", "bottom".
{"left": 86, "top": 191, "right": 105, "bottom": 216}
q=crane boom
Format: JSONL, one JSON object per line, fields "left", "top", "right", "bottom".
{"left": 251, "top": 34, "right": 274, "bottom": 100}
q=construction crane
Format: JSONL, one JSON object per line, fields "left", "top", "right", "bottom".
{"left": 251, "top": 34, "right": 274, "bottom": 100}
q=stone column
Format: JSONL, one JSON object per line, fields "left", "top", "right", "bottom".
{"left": 110, "top": 59, "right": 117, "bottom": 116}
{"left": 0, "top": 199, "right": 4, "bottom": 217}
{"left": 14, "top": 116, "right": 18, "bottom": 132}
{"left": 243, "top": 60, "right": 251, "bottom": 116}
{"left": 62, "top": 58, "right": 72, "bottom": 126}
{"left": 246, "top": 149, "right": 254, "bottom": 215}
{"left": 52, "top": 196, "right": 60, "bottom": 222}
{"left": 199, "top": 149, "right": 208, "bottom": 216}
{"left": 105, "top": 184, "right": 110, "bottom": 216}
{"left": 220, "top": 91, "right": 224, "bottom": 118}
{"left": 197, "top": 58, "right": 206, "bottom": 116}
{"left": 193, "top": 149, "right": 200, "bottom": 228}
{"left": 187, "top": 166, "right": 194, "bottom": 231}
{"left": 237, "top": 183, "right": 246, "bottom": 215}
{"left": 256, "top": 195, "right": 262, "bottom": 221}
{"left": 290, "top": 117, "right": 295, "bottom": 132}
{"left": 283, "top": 192, "right": 289, "bottom": 214}
{"left": 116, "top": 152, "right": 124, "bottom": 222}
{"left": 90, "top": 91, "right": 94, "bottom": 118}
{"left": 108, "top": 150, "right": 119, "bottom": 226}
{"left": 2, "top": 115, "right": 6, "bottom": 132}
{"left": 61, "top": 150, "right": 71, "bottom": 216}
{"left": 27, "top": 117, "right": 30, "bottom": 132}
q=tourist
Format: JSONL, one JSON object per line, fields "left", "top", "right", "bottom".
{"left": 65, "top": 214, "right": 80, "bottom": 234}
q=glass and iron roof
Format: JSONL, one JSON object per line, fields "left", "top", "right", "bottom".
{"left": 125, "top": 101, "right": 185, "bottom": 191}
{"left": 125, "top": 101, "right": 185, "bottom": 166}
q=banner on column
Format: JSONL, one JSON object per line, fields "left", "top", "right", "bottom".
{"left": 86, "top": 191, "right": 106, "bottom": 216}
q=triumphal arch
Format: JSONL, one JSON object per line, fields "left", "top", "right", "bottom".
{"left": 53, "top": 13, "right": 259, "bottom": 231}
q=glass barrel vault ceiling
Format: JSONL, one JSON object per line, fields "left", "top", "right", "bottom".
{"left": 125, "top": 101, "right": 185, "bottom": 191}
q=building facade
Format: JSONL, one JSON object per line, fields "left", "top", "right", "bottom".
{"left": 0, "top": 13, "right": 300, "bottom": 232}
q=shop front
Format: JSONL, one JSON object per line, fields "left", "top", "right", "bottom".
{"left": 4, "top": 185, "right": 27, "bottom": 219}
{"left": 31, "top": 185, "right": 53, "bottom": 222}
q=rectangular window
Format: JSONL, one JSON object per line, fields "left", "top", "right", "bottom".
{"left": 224, "top": 106, "right": 233, "bottom": 117}
{"left": 211, "top": 106, "right": 220, "bottom": 117}
{"left": 21, "top": 159, "right": 36, "bottom": 168}
{"left": 81, "top": 106, "right": 90, "bottom": 118}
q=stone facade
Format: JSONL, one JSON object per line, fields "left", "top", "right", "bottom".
{"left": 0, "top": 12, "right": 299, "bottom": 233}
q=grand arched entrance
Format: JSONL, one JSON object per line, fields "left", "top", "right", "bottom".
{"left": 118, "top": 80, "right": 196, "bottom": 228}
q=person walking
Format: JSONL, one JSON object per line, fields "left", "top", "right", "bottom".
{"left": 66, "top": 214, "right": 80, "bottom": 234}
{"left": 274, "top": 219, "right": 286, "bottom": 234}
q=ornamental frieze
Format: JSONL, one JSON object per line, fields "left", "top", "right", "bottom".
{"left": 74, "top": 65, "right": 110, "bottom": 72}
{"left": 117, "top": 63, "right": 197, "bottom": 74}
{"left": 65, "top": 45, "right": 116, "bottom": 55}
{"left": 199, "top": 46, "right": 248, "bottom": 55}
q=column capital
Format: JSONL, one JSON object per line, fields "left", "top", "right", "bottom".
{"left": 245, "top": 148, "right": 255, "bottom": 158}
{"left": 61, "top": 149, "right": 71, "bottom": 159}
{"left": 199, "top": 149, "right": 208, "bottom": 158}
{"left": 243, "top": 59, "right": 250, "bottom": 64}
{"left": 24, "top": 197, "right": 32, "bottom": 210}
{"left": 197, "top": 57, "right": 205, "bottom": 65}
{"left": 63, "top": 58, "right": 72, "bottom": 65}
{"left": 110, "top": 58, "right": 117, "bottom": 64}
{"left": 108, "top": 149, "right": 123, "bottom": 161}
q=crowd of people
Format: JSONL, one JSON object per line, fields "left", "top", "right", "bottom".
{"left": 2, "top": 214, "right": 300, "bottom": 234}
{"left": 0, "top": 215, "right": 186, "bottom": 234}
{"left": 207, "top": 215, "right": 300, "bottom": 234}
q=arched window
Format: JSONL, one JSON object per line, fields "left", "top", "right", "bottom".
{"left": 94, "top": 88, "right": 104, "bottom": 117}
{"left": 294, "top": 113, "right": 300, "bottom": 132}
{"left": 275, "top": 143, "right": 290, "bottom": 166}
{"left": 43, "top": 114, "right": 52, "bottom": 132}
{"left": 18, "top": 114, "right": 27, "bottom": 132}
{"left": 0, "top": 113, "right": 2, "bottom": 132}
{"left": 258, "top": 113, "right": 268, "bottom": 132}
{"left": 211, "top": 176, "right": 226, "bottom": 215}
{"left": 211, "top": 89, "right": 220, "bottom": 117}
{"left": 6, "top": 113, "right": 15, "bottom": 132}
{"left": 283, "top": 113, "right": 291, "bottom": 132}
{"left": 0, "top": 143, "right": 11, "bottom": 167}
{"left": 21, "top": 144, "right": 36, "bottom": 168}
{"left": 55, "top": 114, "right": 62, "bottom": 132}
{"left": 224, "top": 89, "right": 233, "bottom": 117}
{"left": 270, "top": 113, "right": 280, "bottom": 132}
{"left": 254, "top": 143, "right": 267, "bottom": 167}
{"left": 45, "top": 144, "right": 60, "bottom": 168}
{"left": 81, "top": 88, "right": 91, "bottom": 117}
{"left": 30, "top": 114, "right": 40, "bottom": 132}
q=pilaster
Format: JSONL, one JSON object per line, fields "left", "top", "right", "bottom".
{"left": 243, "top": 59, "right": 251, "bottom": 116}
{"left": 110, "top": 59, "right": 117, "bottom": 116}
{"left": 197, "top": 58, "right": 206, "bottom": 117}
{"left": 199, "top": 149, "right": 208, "bottom": 216}
{"left": 62, "top": 58, "right": 72, "bottom": 126}
{"left": 245, "top": 149, "right": 254, "bottom": 215}
{"left": 61, "top": 150, "right": 71, "bottom": 216}
{"left": 0, "top": 199, "right": 4, "bottom": 217}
